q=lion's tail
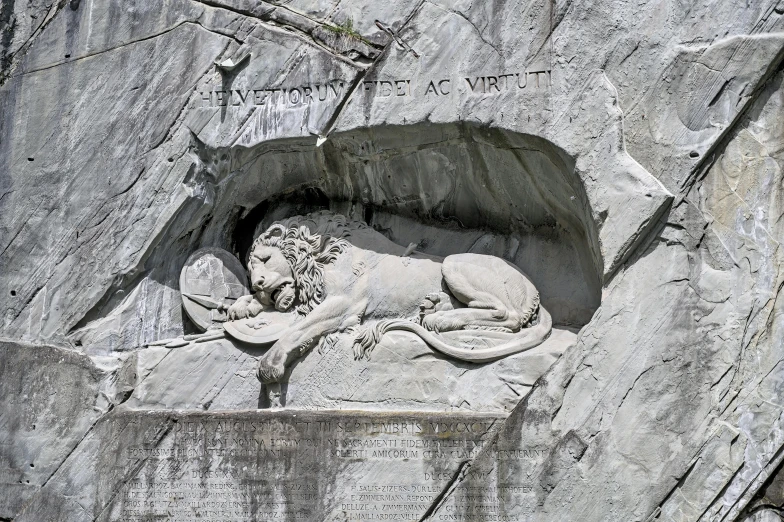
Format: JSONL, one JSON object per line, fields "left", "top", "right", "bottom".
{"left": 352, "top": 306, "right": 552, "bottom": 363}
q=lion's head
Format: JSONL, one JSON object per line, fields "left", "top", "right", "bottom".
{"left": 248, "top": 212, "right": 364, "bottom": 315}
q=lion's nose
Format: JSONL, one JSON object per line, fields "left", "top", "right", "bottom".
{"left": 252, "top": 276, "right": 265, "bottom": 291}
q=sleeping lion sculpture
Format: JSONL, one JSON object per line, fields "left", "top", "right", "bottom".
{"left": 226, "top": 212, "right": 552, "bottom": 384}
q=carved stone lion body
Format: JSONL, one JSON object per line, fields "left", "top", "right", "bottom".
{"left": 227, "top": 212, "right": 552, "bottom": 384}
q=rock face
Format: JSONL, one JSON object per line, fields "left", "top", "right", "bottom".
{"left": 1, "top": 0, "right": 783, "bottom": 521}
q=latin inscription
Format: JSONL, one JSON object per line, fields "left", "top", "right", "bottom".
{"left": 104, "top": 413, "right": 546, "bottom": 522}
{"left": 197, "top": 80, "right": 347, "bottom": 108}
{"left": 362, "top": 70, "right": 552, "bottom": 98}
{"left": 195, "top": 69, "right": 552, "bottom": 109}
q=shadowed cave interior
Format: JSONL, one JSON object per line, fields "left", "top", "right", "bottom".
{"left": 72, "top": 122, "right": 602, "bottom": 352}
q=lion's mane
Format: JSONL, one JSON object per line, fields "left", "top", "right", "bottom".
{"left": 249, "top": 212, "right": 366, "bottom": 315}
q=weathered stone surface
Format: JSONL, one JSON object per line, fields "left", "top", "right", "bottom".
{"left": 0, "top": 340, "right": 113, "bottom": 519}
{"left": 424, "top": 66, "right": 784, "bottom": 522}
{"left": 124, "top": 327, "right": 577, "bottom": 413}
{"left": 2, "top": 0, "right": 784, "bottom": 520}
{"left": 13, "top": 410, "right": 508, "bottom": 522}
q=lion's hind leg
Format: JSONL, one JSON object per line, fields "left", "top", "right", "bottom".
{"left": 421, "top": 307, "right": 521, "bottom": 333}
{"left": 424, "top": 254, "right": 524, "bottom": 333}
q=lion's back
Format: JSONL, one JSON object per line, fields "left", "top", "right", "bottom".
{"left": 442, "top": 253, "right": 536, "bottom": 313}
{"left": 349, "top": 248, "right": 445, "bottom": 320}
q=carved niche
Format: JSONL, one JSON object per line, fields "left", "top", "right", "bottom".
{"left": 180, "top": 211, "right": 556, "bottom": 407}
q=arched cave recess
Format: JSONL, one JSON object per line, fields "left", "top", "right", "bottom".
{"left": 204, "top": 122, "right": 602, "bottom": 328}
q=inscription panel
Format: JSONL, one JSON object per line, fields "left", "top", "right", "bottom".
{"left": 193, "top": 68, "right": 553, "bottom": 111}
{"left": 99, "top": 412, "right": 547, "bottom": 522}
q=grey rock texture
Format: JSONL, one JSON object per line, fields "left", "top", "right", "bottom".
{"left": 11, "top": 410, "right": 506, "bottom": 522}
{"left": 123, "top": 328, "right": 577, "bottom": 413}
{"left": 427, "top": 65, "right": 784, "bottom": 522}
{"left": 1, "top": 0, "right": 784, "bottom": 520}
{"left": 0, "top": 340, "right": 122, "bottom": 519}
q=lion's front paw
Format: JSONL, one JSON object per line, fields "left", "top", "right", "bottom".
{"left": 228, "top": 296, "right": 255, "bottom": 320}
{"left": 256, "top": 356, "right": 286, "bottom": 384}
